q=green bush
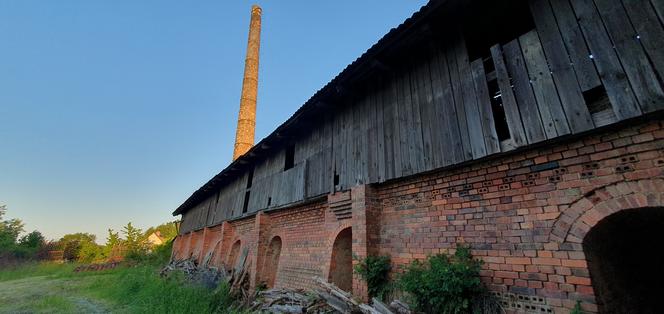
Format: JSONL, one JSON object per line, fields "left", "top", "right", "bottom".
{"left": 354, "top": 255, "right": 392, "bottom": 300}
{"left": 399, "top": 245, "right": 484, "bottom": 314}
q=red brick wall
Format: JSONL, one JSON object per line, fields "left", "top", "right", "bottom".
{"left": 172, "top": 119, "right": 664, "bottom": 313}
{"left": 374, "top": 119, "right": 664, "bottom": 312}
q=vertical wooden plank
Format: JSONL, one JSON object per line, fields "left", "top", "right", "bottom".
{"left": 453, "top": 36, "right": 488, "bottom": 159}
{"left": 470, "top": 59, "right": 501, "bottom": 154}
{"left": 394, "top": 71, "right": 412, "bottom": 177}
{"left": 519, "top": 30, "right": 571, "bottom": 137}
{"left": 398, "top": 66, "right": 419, "bottom": 176}
{"left": 411, "top": 54, "right": 435, "bottom": 170}
{"left": 360, "top": 92, "right": 370, "bottom": 184}
{"left": 593, "top": 0, "right": 664, "bottom": 113}
{"left": 546, "top": 0, "right": 602, "bottom": 91}
{"left": 491, "top": 44, "right": 528, "bottom": 147}
{"left": 503, "top": 39, "right": 547, "bottom": 143}
{"left": 433, "top": 44, "right": 464, "bottom": 165}
{"left": 571, "top": 0, "right": 642, "bottom": 119}
{"left": 446, "top": 44, "right": 474, "bottom": 160}
{"left": 652, "top": 0, "right": 664, "bottom": 24}
{"left": 423, "top": 45, "right": 446, "bottom": 168}
{"left": 622, "top": 0, "right": 664, "bottom": 94}
{"left": 381, "top": 76, "right": 395, "bottom": 181}
{"left": 530, "top": 0, "right": 595, "bottom": 133}
{"left": 385, "top": 73, "right": 403, "bottom": 179}
{"left": 366, "top": 84, "right": 379, "bottom": 184}
{"left": 375, "top": 78, "right": 387, "bottom": 182}
{"left": 407, "top": 62, "right": 426, "bottom": 173}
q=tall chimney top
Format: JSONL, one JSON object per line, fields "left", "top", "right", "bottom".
{"left": 251, "top": 4, "right": 262, "bottom": 15}
{"left": 232, "top": 5, "right": 262, "bottom": 160}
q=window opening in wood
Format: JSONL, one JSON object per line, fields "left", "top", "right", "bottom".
{"left": 242, "top": 191, "right": 250, "bottom": 214}
{"left": 284, "top": 145, "right": 295, "bottom": 171}
{"left": 333, "top": 168, "right": 340, "bottom": 187}
{"left": 583, "top": 85, "right": 615, "bottom": 127}
{"left": 488, "top": 79, "right": 512, "bottom": 141}
{"left": 464, "top": 0, "right": 535, "bottom": 61}
{"left": 246, "top": 167, "right": 254, "bottom": 189}
{"left": 267, "top": 197, "right": 272, "bottom": 207}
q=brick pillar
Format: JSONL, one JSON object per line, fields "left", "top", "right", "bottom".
{"left": 350, "top": 184, "right": 379, "bottom": 302}
{"left": 219, "top": 221, "right": 235, "bottom": 268}
{"left": 197, "top": 227, "right": 209, "bottom": 263}
{"left": 250, "top": 211, "right": 272, "bottom": 291}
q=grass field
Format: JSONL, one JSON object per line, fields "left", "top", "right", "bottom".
{"left": 0, "top": 262, "right": 246, "bottom": 314}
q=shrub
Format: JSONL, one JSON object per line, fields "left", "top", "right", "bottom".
{"left": 354, "top": 255, "right": 391, "bottom": 300}
{"left": 399, "top": 245, "right": 484, "bottom": 314}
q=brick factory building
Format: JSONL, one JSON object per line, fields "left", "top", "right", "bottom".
{"left": 171, "top": 0, "right": 664, "bottom": 312}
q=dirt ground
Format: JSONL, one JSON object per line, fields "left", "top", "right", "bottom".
{"left": 0, "top": 275, "right": 111, "bottom": 314}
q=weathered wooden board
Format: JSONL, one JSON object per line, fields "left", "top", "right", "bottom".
{"left": 621, "top": 0, "right": 664, "bottom": 110}
{"left": 411, "top": 54, "right": 435, "bottom": 170}
{"left": 490, "top": 44, "right": 528, "bottom": 148}
{"left": 571, "top": 0, "right": 641, "bottom": 120}
{"left": 433, "top": 43, "right": 464, "bottom": 165}
{"left": 453, "top": 36, "right": 487, "bottom": 159}
{"left": 519, "top": 30, "right": 571, "bottom": 137}
{"left": 470, "top": 59, "right": 501, "bottom": 154}
{"left": 653, "top": 0, "right": 664, "bottom": 25}
{"left": 546, "top": 0, "right": 602, "bottom": 92}
{"left": 594, "top": 0, "right": 664, "bottom": 113}
{"left": 530, "top": 0, "right": 595, "bottom": 133}
{"left": 504, "top": 39, "right": 547, "bottom": 143}
{"left": 387, "top": 73, "right": 404, "bottom": 179}
{"left": 446, "top": 40, "right": 474, "bottom": 160}
{"left": 393, "top": 70, "right": 411, "bottom": 177}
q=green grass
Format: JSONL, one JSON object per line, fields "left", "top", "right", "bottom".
{"left": 33, "top": 295, "right": 76, "bottom": 312}
{"left": 0, "top": 261, "right": 248, "bottom": 313}
{"left": 0, "top": 262, "right": 78, "bottom": 282}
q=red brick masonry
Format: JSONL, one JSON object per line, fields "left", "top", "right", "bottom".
{"left": 173, "top": 118, "right": 664, "bottom": 313}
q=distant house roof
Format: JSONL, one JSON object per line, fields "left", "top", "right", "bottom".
{"left": 147, "top": 231, "right": 165, "bottom": 245}
{"left": 173, "top": 0, "right": 448, "bottom": 216}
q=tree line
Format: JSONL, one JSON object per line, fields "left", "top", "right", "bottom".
{"left": 0, "top": 204, "right": 178, "bottom": 264}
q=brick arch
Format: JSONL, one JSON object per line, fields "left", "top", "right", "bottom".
{"left": 550, "top": 178, "right": 664, "bottom": 245}
{"left": 322, "top": 222, "right": 353, "bottom": 282}
{"left": 326, "top": 221, "right": 353, "bottom": 248}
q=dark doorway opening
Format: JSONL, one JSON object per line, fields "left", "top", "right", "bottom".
{"left": 583, "top": 207, "right": 664, "bottom": 313}
{"left": 263, "top": 236, "right": 282, "bottom": 288}
{"left": 228, "top": 240, "right": 242, "bottom": 270}
{"left": 329, "top": 227, "right": 353, "bottom": 292}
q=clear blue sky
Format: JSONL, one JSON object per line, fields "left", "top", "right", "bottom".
{"left": 0, "top": 0, "right": 427, "bottom": 242}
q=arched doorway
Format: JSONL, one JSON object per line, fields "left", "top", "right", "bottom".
{"left": 263, "top": 236, "right": 282, "bottom": 288}
{"left": 227, "top": 240, "right": 241, "bottom": 269}
{"left": 329, "top": 227, "right": 352, "bottom": 292}
{"left": 583, "top": 207, "right": 664, "bottom": 313}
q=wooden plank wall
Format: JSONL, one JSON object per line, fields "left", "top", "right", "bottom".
{"left": 181, "top": 0, "right": 664, "bottom": 232}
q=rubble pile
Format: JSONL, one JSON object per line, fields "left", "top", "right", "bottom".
{"left": 250, "top": 276, "right": 411, "bottom": 314}
{"left": 73, "top": 261, "right": 121, "bottom": 272}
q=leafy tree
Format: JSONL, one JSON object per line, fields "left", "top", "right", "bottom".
{"left": 123, "top": 222, "right": 147, "bottom": 257}
{"left": 104, "top": 228, "right": 123, "bottom": 259}
{"left": 15, "top": 230, "right": 46, "bottom": 258}
{"left": 78, "top": 240, "right": 103, "bottom": 263}
{"left": 59, "top": 232, "right": 97, "bottom": 261}
{"left": 0, "top": 205, "right": 24, "bottom": 252}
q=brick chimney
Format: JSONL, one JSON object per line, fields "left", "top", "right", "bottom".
{"left": 232, "top": 4, "right": 262, "bottom": 160}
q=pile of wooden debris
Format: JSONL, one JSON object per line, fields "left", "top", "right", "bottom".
{"left": 162, "top": 254, "right": 411, "bottom": 313}
{"left": 250, "top": 277, "right": 411, "bottom": 314}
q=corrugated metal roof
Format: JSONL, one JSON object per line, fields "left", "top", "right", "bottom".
{"left": 173, "top": 0, "right": 446, "bottom": 216}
